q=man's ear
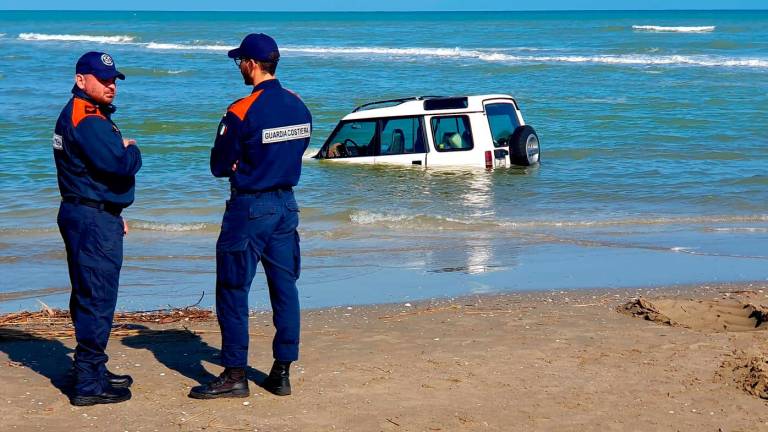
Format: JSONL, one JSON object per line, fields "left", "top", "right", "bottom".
{"left": 75, "top": 74, "right": 86, "bottom": 90}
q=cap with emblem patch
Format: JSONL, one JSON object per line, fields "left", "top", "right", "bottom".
{"left": 75, "top": 51, "right": 125, "bottom": 80}
{"left": 227, "top": 33, "right": 280, "bottom": 62}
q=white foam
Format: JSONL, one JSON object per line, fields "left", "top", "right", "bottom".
{"left": 710, "top": 227, "right": 768, "bottom": 233}
{"left": 483, "top": 53, "right": 768, "bottom": 69}
{"left": 282, "top": 46, "right": 768, "bottom": 69}
{"left": 345, "top": 211, "right": 768, "bottom": 234}
{"left": 19, "top": 33, "right": 763, "bottom": 70}
{"left": 540, "top": 54, "right": 766, "bottom": 68}
{"left": 18, "top": 33, "right": 135, "bottom": 44}
{"left": 145, "top": 42, "right": 232, "bottom": 51}
{"left": 633, "top": 25, "right": 716, "bottom": 33}
{"left": 670, "top": 246, "right": 696, "bottom": 252}
{"left": 282, "top": 45, "right": 463, "bottom": 58}
{"left": 131, "top": 221, "right": 210, "bottom": 232}
{"left": 349, "top": 211, "right": 411, "bottom": 225}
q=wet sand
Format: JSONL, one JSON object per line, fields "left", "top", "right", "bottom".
{"left": 1, "top": 282, "right": 768, "bottom": 431}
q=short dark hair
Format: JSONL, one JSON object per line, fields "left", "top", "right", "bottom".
{"left": 255, "top": 51, "right": 279, "bottom": 75}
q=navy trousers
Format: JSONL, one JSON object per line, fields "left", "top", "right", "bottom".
{"left": 57, "top": 201, "right": 123, "bottom": 395}
{"left": 216, "top": 190, "right": 301, "bottom": 367}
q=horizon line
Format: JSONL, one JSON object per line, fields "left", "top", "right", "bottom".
{"left": 1, "top": 8, "right": 767, "bottom": 12}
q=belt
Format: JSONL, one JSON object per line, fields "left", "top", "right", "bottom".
{"left": 63, "top": 197, "right": 123, "bottom": 216}
{"left": 231, "top": 186, "right": 293, "bottom": 196}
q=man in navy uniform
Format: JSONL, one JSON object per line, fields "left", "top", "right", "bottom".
{"left": 189, "top": 33, "right": 311, "bottom": 399}
{"left": 54, "top": 51, "right": 141, "bottom": 406}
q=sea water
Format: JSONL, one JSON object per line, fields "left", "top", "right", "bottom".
{"left": 0, "top": 10, "right": 766, "bottom": 312}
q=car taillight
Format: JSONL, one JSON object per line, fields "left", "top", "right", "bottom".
{"left": 485, "top": 151, "right": 492, "bottom": 169}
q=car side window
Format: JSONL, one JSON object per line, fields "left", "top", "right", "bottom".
{"left": 379, "top": 117, "right": 426, "bottom": 155}
{"left": 431, "top": 115, "right": 473, "bottom": 152}
{"left": 485, "top": 103, "right": 521, "bottom": 148}
{"left": 323, "top": 120, "right": 377, "bottom": 158}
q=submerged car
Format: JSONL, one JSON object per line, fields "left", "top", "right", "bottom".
{"left": 314, "top": 95, "right": 540, "bottom": 168}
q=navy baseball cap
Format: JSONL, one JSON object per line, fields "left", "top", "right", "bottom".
{"left": 227, "top": 33, "right": 280, "bottom": 62}
{"left": 75, "top": 51, "right": 125, "bottom": 80}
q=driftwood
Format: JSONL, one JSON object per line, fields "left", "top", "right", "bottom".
{"left": 0, "top": 293, "right": 214, "bottom": 340}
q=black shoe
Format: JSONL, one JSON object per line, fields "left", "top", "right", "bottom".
{"left": 188, "top": 367, "right": 249, "bottom": 399}
{"left": 106, "top": 370, "right": 133, "bottom": 388}
{"left": 70, "top": 386, "right": 131, "bottom": 406}
{"left": 262, "top": 361, "right": 291, "bottom": 396}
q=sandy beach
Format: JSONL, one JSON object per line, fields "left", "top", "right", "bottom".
{"left": 1, "top": 282, "right": 768, "bottom": 431}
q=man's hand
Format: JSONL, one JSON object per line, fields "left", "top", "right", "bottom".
{"left": 123, "top": 138, "right": 137, "bottom": 148}
{"left": 232, "top": 160, "right": 239, "bottom": 172}
{"left": 123, "top": 219, "right": 129, "bottom": 235}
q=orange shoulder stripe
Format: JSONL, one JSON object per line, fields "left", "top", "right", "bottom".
{"left": 228, "top": 90, "right": 264, "bottom": 121}
{"left": 71, "top": 97, "right": 105, "bottom": 128}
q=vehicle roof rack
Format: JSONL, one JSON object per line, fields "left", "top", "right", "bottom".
{"left": 352, "top": 95, "right": 445, "bottom": 112}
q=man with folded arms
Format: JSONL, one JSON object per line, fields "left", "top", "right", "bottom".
{"left": 53, "top": 51, "right": 141, "bottom": 406}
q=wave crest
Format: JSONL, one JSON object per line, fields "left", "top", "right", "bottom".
{"left": 146, "top": 42, "right": 232, "bottom": 51}
{"left": 280, "top": 46, "right": 768, "bottom": 69}
{"left": 346, "top": 211, "right": 768, "bottom": 231}
{"left": 633, "top": 25, "right": 716, "bottom": 33}
{"left": 13, "top": 35, "right": 767, "bottom": 69}
{"left": 130, "top": 221, "right": 214, "bottom": 232}
{"left": 18, "top": 33, "right": 135, "bottom": 43}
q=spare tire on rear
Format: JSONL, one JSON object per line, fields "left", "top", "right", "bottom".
{"left": 508, "top": 125, "right": 540, "bottom": 166}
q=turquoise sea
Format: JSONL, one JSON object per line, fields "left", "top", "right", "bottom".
{"left": 0, "top": 10, "right": 766, "bottom": 312}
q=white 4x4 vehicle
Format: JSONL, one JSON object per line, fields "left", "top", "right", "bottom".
{"left": 314, "top": 95, "right": 539, "bottom": 168}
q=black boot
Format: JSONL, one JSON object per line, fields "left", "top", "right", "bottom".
{"left": 188, "top": 367, "right": 249, "bottom": 399}
{"left": 106, "top": 370, "right": 133, "bottom": 388}
{"left": 70, "top": 386, "right": 131, "bottom": 406}
{"left": 262, "top": 360, "right": 291, "bottom": 396}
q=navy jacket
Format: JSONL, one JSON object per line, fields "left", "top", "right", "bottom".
{"left": 54, "top": 86, "right": 142, "bottom": 208}
{"left": 210, "top": 79, "right": 312, "bottom": 191}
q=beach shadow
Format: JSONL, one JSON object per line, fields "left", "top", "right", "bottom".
{"left": 0, "top": 328, "right": 74, "bottom": 397}
{"left": 120, "top": 326, "right": 268, "bottom": 386}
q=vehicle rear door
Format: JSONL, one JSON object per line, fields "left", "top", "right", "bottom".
{"left": 483, "top": 99, "right": 523, "bottom": 167}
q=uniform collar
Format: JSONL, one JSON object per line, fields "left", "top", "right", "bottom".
{"left": 252, "top": 78, "right": 281, "bottom": 93}
{"left": 71, "top": 85, "right": 117, "bottom": 115}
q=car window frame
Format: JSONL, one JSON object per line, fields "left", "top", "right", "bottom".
{"left": 376, "top": 115, "right": 429, "bottom": 157}
{"left": 429, "top": 114, "right": 475, "bottom": 153}
{"left": 484, "top": 102, "right": 521, "bottom": 148}
{"left": 320, "top": 119, "right": 380, "bottom": 159}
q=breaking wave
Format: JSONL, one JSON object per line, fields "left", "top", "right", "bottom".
{"left": 145, "top": 42, "right": 232, "bottom": 51}
{"left": 18, "top": 33, "right": 135, "bottom": 43}
{"left": 270, "top": 46, "right": 768, "bottom": 69}
{"left": 346, "top": 210, "right": 768, "bottom": 231}
{"left": 15, "top": 35, "right": 767, "bottom": 69}
{"left": 129, "top": 221, "right": 215, "bottom": 232}
{"left": 633, "top": 25, "right": 716, "bottom": 33}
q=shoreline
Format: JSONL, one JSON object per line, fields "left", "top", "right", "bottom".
{"left": 2, "top": 216, "right": 766, "bottom": 314}
{"left": 2, "top": 281, "right": 768, "bottom": 430}
{"left": 1, "top": 278, "right": 766, "bottom": 315}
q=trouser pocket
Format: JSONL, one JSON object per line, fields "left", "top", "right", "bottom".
{"left": 216, "top": 238, "right": 251, "bottom": 288}
{"left": 76, "top": 217, "right": 123, "bottom": 298}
